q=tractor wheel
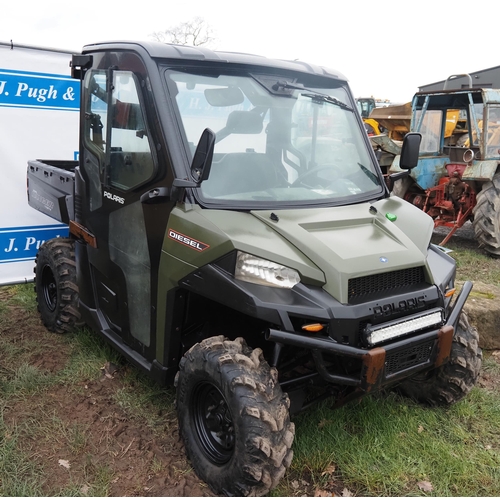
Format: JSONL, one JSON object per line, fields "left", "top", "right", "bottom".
{"left": 175, "top": 336, "right": 295, "bottom": 496}
{"left": 396, "top": 312, "right": 482, "bottom": 406}
{"left": 473, "top": 173, "right": 500, "bottom": 257}
{"left": 34, "top": 238, "right": 80, "bottom": 333}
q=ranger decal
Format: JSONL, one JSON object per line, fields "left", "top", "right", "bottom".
{"left": 168, "top": 229, "right": 209, "bottom": 252}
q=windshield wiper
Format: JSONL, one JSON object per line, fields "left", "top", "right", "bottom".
{"left": 272, "top": 81, "right": 353, "bottom": 111}
{"left": 301, "top": 93, "right": 353, "bottom": 111}
{"left": 357, "top": 162, "right": 380, "bottom": 185}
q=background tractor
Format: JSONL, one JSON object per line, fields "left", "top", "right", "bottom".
{"left": 373, "top": 76, "right": 500, "bottom": 254}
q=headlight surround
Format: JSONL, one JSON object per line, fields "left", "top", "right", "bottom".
{"left": 235, "top": 251, "right": 300, "bottom": 289}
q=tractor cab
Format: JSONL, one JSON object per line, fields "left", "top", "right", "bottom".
{"left": 388, "top": 81, "right": 500, "bottom": 248}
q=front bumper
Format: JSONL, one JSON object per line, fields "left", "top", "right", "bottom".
{"left": 266, "top": 281, "right": 472, "bottom": 394}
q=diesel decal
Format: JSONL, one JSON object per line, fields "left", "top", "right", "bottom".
{"left": 373, "top": 296, "right": 426, "bottom": 318}
{"left": 168, "top": 229, "right": 209, "bottom": 252}
{"left": 103, "top": 191, "right": 125, "bottom": 204}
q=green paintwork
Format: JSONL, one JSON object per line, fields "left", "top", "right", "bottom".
{"left": 155, "top": 196, "right": 434, "bottom": 359}
{"left": 250, "top": 197, "right": 433, "bottom": 303}
{"left": 155, "top": 203, "right": 325, "bottom": 360}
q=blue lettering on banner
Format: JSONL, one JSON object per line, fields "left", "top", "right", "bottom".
{"left": 0, "top": 69, "right": 80, "bottom": 111}
{"left": 0, "top": 225, "right": 69, "bottom": 263}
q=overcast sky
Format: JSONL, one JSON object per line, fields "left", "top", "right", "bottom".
{"left": 1, "top": 0, "right": 497, "bottom": 103}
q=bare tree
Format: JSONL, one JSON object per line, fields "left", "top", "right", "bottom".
{"left": 150, "top": 17, "right": 216, "bottom": 47}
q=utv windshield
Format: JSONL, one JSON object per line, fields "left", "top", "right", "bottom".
{"left": 166, "top": 69, "right": 383, "bottom": 207}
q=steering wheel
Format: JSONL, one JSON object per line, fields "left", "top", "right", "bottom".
{"left": 292, "top": 163, "right": 341, "bottom": 188}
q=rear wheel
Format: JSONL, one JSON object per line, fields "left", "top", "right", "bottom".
{"left": 175, "top": 336, "right": 294, "bottom": 496}
{"left": 397, "top": 312, "right": 482, "bottom": 406}
{"left": 473, "top": 173, "right": 500, "bottom": 256}
{"left": 34, "top": 238, "right": 80, "bottom": 333}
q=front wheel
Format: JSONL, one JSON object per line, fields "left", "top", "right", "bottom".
{"left": 397, "top": 312, "right": 482, "bottom": 406}
{"left": 175, "top": 336, "right": 294, "bottom": 496}
{"left": 34, "top": 238, "right": 80, "bottom": 334}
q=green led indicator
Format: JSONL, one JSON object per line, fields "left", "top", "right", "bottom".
{"left": 386, "top": 213, "right": 397, "bottom": 222}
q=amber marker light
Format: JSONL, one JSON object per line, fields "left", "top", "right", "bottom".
{"left": 444, "top": 288, "right": 456, "bottom": 298}
{"left": 301, "top": 323, "right": 324, "bottom": 332}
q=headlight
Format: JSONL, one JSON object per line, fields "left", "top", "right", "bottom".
{"left": 235, "top": 251, "right": 300, "bottom": 289}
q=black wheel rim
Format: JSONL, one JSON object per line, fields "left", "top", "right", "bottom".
{"left": 192, "top": 381, "right": 235, "bottom": 465}
{"left": 41, "top": 264, "right": 57, "bottom": 312}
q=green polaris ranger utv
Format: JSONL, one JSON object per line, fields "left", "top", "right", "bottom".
{"left": 27, "top": 41, "right": 482, "bottom": 496}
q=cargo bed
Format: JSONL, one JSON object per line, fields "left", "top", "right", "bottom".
{"left": 27, "top": 160, "right": 77, "bottom": 225}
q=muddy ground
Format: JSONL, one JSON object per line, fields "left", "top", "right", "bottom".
{"left": 1, "top": 225, "right": 499, "bottom": 497}
{"left": 2, "top": 290, "right": 498, "bottom": 498}
{"left": 1, "top": 292, "right": 349, "bottom": 497}
{"left": 0, "top": 290, "right": 214, "bottom": 497}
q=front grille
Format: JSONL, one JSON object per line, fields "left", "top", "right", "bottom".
{"left": 348, "top": 267, "right": 425, "bottom": 302}
{"left": 385, "top": 340, "right": 433, "bottom": 375}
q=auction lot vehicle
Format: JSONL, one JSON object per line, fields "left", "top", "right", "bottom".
{"left": 27, "top": 41, "right": 482, "bottom": 496}
{"left": 379, "top": 76, "right": 500, "bottom": 252}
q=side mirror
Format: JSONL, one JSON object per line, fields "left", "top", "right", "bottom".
{"left": 172, "top": 128, "right": 216, "bottom": 200}
{"left": 191, "top": 128, "right": 215, "bottom": 182}
{"left": 386, "top": 132, "right": 421, "bottom": 192}
{"left": 399, "top": 132, "right": 421, "bottom": 170}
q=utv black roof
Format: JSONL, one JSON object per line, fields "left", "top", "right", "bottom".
{"left": 82, "top": 40, "right": 347, "bottom": 82}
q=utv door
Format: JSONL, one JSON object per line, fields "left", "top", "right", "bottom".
{"left": 78, "top": 55, "right": 172, "bottom": 358}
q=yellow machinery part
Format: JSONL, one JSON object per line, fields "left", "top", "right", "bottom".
{"left": 363, "top": 118, "right": 382, "bottom": 136}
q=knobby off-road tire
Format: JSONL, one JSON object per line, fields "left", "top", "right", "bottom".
{"left": 397, "top": 312, "right": 482, "bottom": 406}
{"left": 175, "top": 336, "right": 295, "bottom": 496}
{"left": 34, "top": 238, "right": 80, "bottom": 334}
{"left": 473, "top": 173, "right": 500, "bottom": 257}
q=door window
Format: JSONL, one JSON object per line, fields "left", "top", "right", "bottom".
{"left": 415, "top": 110, "right": 442, "bottom": 154}
{"left": 109, "top": 71, "right": 155, "bottom": 190}
{"left": 485, "top": 106, "right": 500, "bottom": 158}
{"left": 83, "top": 69, "right": 155, "bottom": 192}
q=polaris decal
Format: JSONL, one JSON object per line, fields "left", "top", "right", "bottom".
{"left": 372, "top": 296, "right": 426, "bottom": 318}
{"left": 103, "top": 191, "right": 125, "bottom": 204}
{"left": 168, "top": 229, "right": 209, "bottom": 252}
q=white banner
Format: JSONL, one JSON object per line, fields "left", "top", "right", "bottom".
{"left": 0, "top": 42, "right": 79, "bottom": 285}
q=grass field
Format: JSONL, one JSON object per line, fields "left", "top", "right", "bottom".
{"left": 1, "top": 237, "right": 500, "bottom": 496}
